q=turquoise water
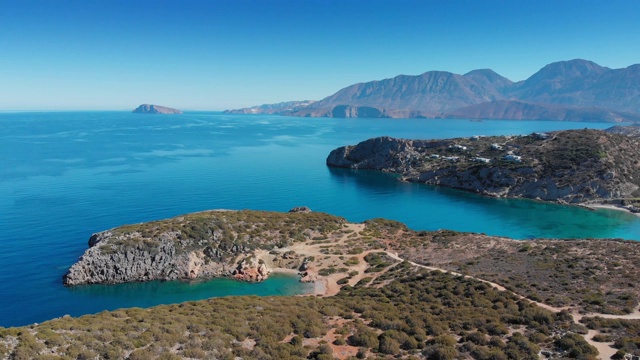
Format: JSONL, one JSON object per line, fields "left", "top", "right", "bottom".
{"left": 67, "top": 273, "right": 313, "bottom": 309}
{"left": 1, "top": 111, "right": 639, "bottom": 327}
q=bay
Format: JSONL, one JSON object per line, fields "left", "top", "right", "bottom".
{"left": 1, "top": 111, "right": 638, "bottom": 327}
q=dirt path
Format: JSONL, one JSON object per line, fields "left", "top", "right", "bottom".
{"left": 584, "top": 329, "right": 617, "bottom": 360}
{"left": 383, "top": 251, "right": 566, "bottom": 313}
{"left": 273, "top": 224, "right": 637, "bottom": 360}
{"left": 574, "top": 306, "right": 640, "bottom": 321}
{"left": 383, "top": 250, "right": 640, "bottom": 360}
{"left": 282, "top": 223, "right": 368, "bottom": 296}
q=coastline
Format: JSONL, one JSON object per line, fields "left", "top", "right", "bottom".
{"left": 270, "top": 267, "right": 333, "bottom": 297}
{"left": 583, "top": 203, "right": 640, "bottom": 218}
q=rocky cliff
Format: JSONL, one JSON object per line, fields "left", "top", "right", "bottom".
{"left": 132, "top": 104, "right": 183, "bottom": 114}
{"left": 63, "top": 210, "right": 345, "bottom": 286}
{"left": 327, "top": 130, "right": 640, "bottom": 203}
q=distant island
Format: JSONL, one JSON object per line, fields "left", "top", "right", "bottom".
{"left": 227, "top": 59, "right": 640, "bottom": 122}
{"left": 132, "top": 104, "right": 183, "bottom": 114}
{"left": 327, "top": 128, "right": 640, "bottom": 209}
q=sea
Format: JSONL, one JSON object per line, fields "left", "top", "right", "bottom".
{"left": 1, "top": 111, "right": 639, "bottom": 327}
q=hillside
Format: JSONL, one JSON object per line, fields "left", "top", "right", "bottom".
{"left": 63, "top": 210, "right": 345, "bottom": 285}
{"left": 288, "top": 70, "right": 509, "bottom": 117}
{"left": 327, "top": 129, "right": 640, "bottom": 204}
{"left": 447, "top": 100, "right": 640, "bottom": 122}
{"left": 3, "top": 210, "right": 640, "bottom": 359}
{"left": 606, "top": 124, "right": 640, "bottom": 138}
{"left": 228, "top": 59, "right": 640, "bottom": 121}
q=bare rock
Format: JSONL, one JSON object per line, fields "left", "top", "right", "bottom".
{"left": 289, "top": 206, "right": 312, "bottom": 213}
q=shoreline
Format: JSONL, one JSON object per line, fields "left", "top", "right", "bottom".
{"left": 583, "top": 203, "right": 640, "bottom": 218}
{"left": 269, "top": 267, "right": 330, "bottom": 296}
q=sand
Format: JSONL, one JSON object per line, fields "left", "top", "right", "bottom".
{"left": 584, "top": 203, "right": 640, "bottom": 217}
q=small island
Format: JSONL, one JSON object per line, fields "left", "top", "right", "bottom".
{"left": 132, "top": 104, "right": 183, "bottom": 114}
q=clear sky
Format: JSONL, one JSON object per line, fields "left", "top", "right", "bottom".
{"left": 1, "top": 0, "right": 639, "bottom": 110}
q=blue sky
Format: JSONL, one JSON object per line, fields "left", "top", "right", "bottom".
{"left": 1, "top": 0, "right": 639, "bottom": 110}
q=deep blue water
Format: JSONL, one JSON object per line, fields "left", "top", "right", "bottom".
{"left": 1, "top": 111, "right": 639, "bottom": 327}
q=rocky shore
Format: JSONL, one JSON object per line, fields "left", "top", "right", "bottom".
{"left": 327, "top": 129, "right": 640, "bottom": 204}
{"left": 63, "top": 209, "right": 345, "bottom": 286}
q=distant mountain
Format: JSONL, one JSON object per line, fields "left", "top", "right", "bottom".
{"left": 448, "top": 100, "right": 640, "bottom": 122}
{"left": 288, "top": 70, "right": 507, "bottom": 117}
{"left": 462, "top": 69, "right": 513, "bottom": 94}
{"left": 132, "top": 104, "right": 182, "bottom": 114}
{"left": 509, "top": 59, "right": 610, "bottom": 103}
{"left": 588, "top": 64, "right": 640, "bottom": 113}
{"left": 224, "top": 100, "right": 316, "bottom": 115}
{"left": 225, "top": 59, "right": 640, "bottom": 121}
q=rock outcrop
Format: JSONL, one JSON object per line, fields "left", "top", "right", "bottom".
{"left": 289, "top": 206, "right": 312, "bottom": 213}
{"left": 63, "top": 231, "right": 230, "bottom": 285}
{"left": 63, "top": 210, "right": 346, "bottom": 286}
{"left": 606, "top": 124, "right": 640, "bottom": 138}
{"left": 232, "top": 256, "right": 271, "bottom": 282}
{"left": 327, "top": 130, "right": 640, "bottom": 204}
{"left": 132, "top": 104, "right": 183, "bottom": 114}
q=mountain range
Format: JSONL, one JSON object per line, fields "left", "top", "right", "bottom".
{"left": 225, "top": 59, "right": 640, "bottom": 122}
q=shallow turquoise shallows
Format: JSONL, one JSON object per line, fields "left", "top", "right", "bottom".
{"left": 1, "top": 111, "right": 638, "bottom": 327}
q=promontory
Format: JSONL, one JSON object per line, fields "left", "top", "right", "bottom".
{"left": 62, "top": 210, "right": 347, "bottom": 286}
{"left": 327, "top": 129, "right": 640, "bottom": 205}
{"left": 32, "top": 208, "right": 640, "bottom": 359}
{"left": 132, "top": 104, "right": 183, "bottom": 114}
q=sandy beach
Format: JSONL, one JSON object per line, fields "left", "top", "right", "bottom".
{"left": 584, "top": 203, "right": 640, "bottom": 217}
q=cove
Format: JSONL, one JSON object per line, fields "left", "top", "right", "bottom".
{"left": 1, "top": 111, "right": 639, "bottom": 327}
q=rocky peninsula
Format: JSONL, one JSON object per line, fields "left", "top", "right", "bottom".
{"left": 21, "top": 209, "right": 640, "bottom": 359}
{"left": 132, "top": 104, "right": 183, "bottom": 114}
{"left": 327, "top": 129, "right": 640, "bottom": 204}
{"left": 63, "top": 209, "right": 345, "bottom": 286}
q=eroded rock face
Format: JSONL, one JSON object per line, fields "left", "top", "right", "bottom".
{"left": 63, "top": 233, "right": 231, "bottom": 286}
{"left": 327, "top": 130, "right": 640, "bottom": 204}
{"left": 63, "top": 210, "right": 346, "bottom": 286}
{"left": 232, "top": 257, "right": 271, "bottom": 282}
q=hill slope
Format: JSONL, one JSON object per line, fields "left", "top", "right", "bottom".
{"left": 4, "top": 211, "right": 640, "bottom": 359}
{"left": 289, "top": 70, "right": 508, "bottom": 117}
{"left": 327, "top": 129, "right": 640, "bottom": 203}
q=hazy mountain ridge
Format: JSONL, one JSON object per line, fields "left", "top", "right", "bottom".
{"left": 229, "top": 59, "right": 640, "bottom": 121}
{"left": 224, "top": 100, "right": 316, "bottom": 115}
{"left": 448, "top": 99, "right": 640, "bottom": 122}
